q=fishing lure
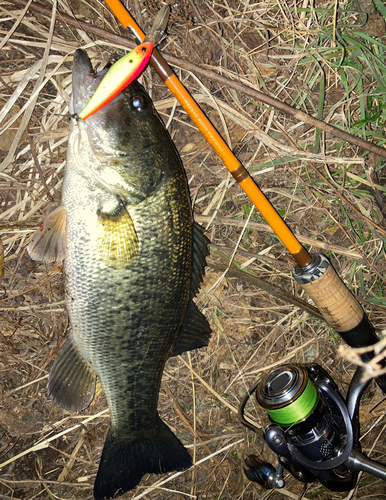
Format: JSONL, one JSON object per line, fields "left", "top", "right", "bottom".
{"left": 78, "top": 42, "right": 153, "bottom": 120}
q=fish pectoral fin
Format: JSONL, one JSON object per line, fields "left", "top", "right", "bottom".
{"left": 47, "top": 335, "right": 96, "bottom": 412}
{"left": 97, "top": 205, "right": 139, "bottom": 266}
{"left": 94, "top": 415, "right": 192, "bottom": 500}
{"left": 171, "top": 300, "right": 211, "bottom": 357}
{"left": 191, "top": 222, "right": 210, "bottom": 298}
{"left": 27, "top": 206, "right": 67, "bottom": 263}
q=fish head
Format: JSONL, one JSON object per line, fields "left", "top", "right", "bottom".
{"left": 70, "top": 49, "right": 169, "bottom": 204}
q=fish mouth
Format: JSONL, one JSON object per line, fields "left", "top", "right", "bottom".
{"left": 70, "top": 49, "right": 109, "bottom": 115}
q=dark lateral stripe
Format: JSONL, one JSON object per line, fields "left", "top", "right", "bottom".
{"left": 231, "top": 164, "right": 249, "bottom": 183}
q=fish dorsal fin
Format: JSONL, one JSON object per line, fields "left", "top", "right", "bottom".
{"left": 27, "top": 206, "right": 67, "bottom": 263}
{"left": 171, "top": 222, "right": 211, "bottom": 357}
{"left": 190, "top": 222, "right": 210, "bottom": 298}
{"left": 171, "top": 300, "right": 211, "bottom": 356}
{"left": 97, "top": 204, "right": 139, "bottom": 266}
{"left": 47, "top": 335, "right": 96, "bottom": 411}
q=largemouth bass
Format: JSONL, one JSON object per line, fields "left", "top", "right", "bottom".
{"left": 28, "top": 49, "right": 211, "bottom": 500}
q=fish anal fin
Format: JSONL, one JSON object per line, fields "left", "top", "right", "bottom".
{"left": 94, "top": 415, "right": 192, "bottom": 500}
{"left": 47, "top": 335, "right": 96, "bottom": 412}
{"left": 27, "top": 206, "right": 67, "bottom": 263}
{"left": 171, "top": 300, "right": 211, "bottom": 357}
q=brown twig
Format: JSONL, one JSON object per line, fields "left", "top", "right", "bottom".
{"left": 196, "top": 215, "right": 363, "bottom": 260}
{"left": 164, "top": 384, "right": 218, "bottom": 461}
{"left": 0, "top": 239, "right": 3, "bottom": 285}
{"left": 306, "top": 159, "right": 386, "bottom": 235}
{"left": 6, "top": 0, "right": 386, "bottom": 160}
{"left": 270, "top": 118, "right": 386, "bottom": 286}
{"left": 286, "top": 165, "right": 386, "bottom": 287}
{"left": 210, "top": 259, "right": 325, "bottom": 321}
{"left": 0, "top": 76, "right": 52, "bottom": 201}
{"left": 0, "top": 222, "right": 38, "bottom": 230}
{"left": 368, "top": 168, "right": 386, "bottom": 221}
{"left": 0, "top": 264, "right": 62, "bottom": 302}
{"left": 210, "top": 243, "right": 291, "bottom": 272}
{"left": 271, "top": 118, "right": 386, "bottom": 236}
{"left": 27, "top": 132, "right": 54, "bottom": 201}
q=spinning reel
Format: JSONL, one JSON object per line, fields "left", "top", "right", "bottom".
{"left": 239, "top": 363, "right": 386, "bottom": 491}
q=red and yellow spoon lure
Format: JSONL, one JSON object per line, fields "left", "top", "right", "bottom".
{"left": 78, "top": 42, "right": 153, "bottom": 120}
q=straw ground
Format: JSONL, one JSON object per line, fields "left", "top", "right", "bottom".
{"left": 1, "top": 0, "right": 386, "bottom": 499}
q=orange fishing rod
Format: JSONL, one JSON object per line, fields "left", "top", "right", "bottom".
{"left": 103, "top": 0, "right": 386, "bottom": 392}
{"left": 103, "top": 0, "right": 311, "bottom": 268}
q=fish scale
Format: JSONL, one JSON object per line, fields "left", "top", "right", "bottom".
{"left": 64, "top": 195, "right": 192, "bottom": 431}
{"left": 27, "top": 49, "right": 211, "bottom": 500}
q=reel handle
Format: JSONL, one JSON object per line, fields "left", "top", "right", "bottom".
{"left": 347, "top": 450, "right": 386, "bottom": 481}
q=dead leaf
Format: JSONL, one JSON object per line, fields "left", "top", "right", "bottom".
{"left": 181, "top": 142, "right": 196, "bottom": 153}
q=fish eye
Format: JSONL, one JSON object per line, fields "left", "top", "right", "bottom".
{"left": 141, "top": 46, "right": 147, "bottom": 53}
{"left": 132, "top": 95, "right": 146, "bottom": 112}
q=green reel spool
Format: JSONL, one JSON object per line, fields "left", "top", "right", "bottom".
{"left": 256, "top": 364, "right": 319, "bottom": 426}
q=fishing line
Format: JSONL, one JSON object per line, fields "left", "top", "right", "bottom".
{"left": 263, "top": 379, "right": 318, "bottom": 426}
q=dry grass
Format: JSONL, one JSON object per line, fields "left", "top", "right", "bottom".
{"left": 1, "top": 0, "right": 386, "bottom": 499}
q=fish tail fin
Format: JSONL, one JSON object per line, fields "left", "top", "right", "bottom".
{"left": 94, "top": 415, "right": 192, "bottom": 500}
